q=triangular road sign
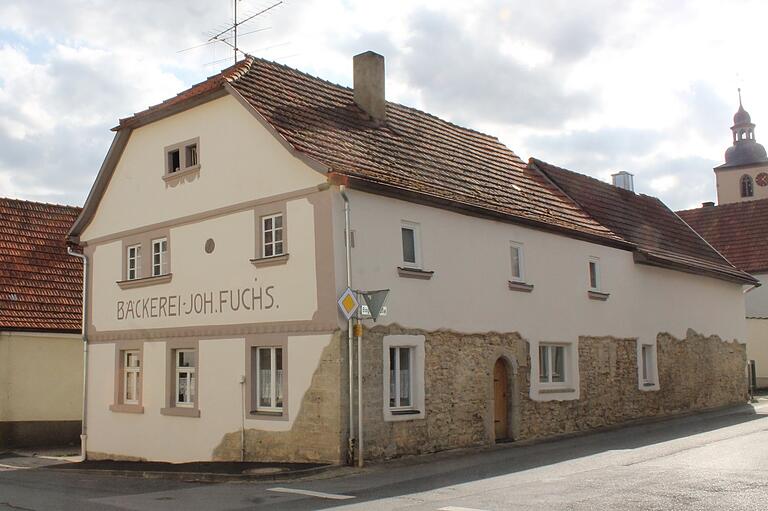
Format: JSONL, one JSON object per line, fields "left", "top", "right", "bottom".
{"left": 361, "top": 289, "right": 389, "bottom": 322}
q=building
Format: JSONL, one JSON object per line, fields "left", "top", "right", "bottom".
{"left": 0, "top": 198, "right": 84, "bottom": 449}
{"left": 678, "top": 98, "right": 768, "bottom": 387}
{"left": 67, "top": 52, "right": 754, "bottom": 464}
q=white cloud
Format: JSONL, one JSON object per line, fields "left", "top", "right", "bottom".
{"left": 0, "top": 0, "right": 766, "bottom": 210}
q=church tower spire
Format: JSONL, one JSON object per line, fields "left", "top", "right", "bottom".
{"left": 721, "top": 90, "right": 767, "bottom": 167}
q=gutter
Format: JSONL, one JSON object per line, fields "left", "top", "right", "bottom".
{"left": 67, "top": 247, "right": 89, "bottom": 460}
{"left": 339, "top": 185, "right": 355, "bottom": 465}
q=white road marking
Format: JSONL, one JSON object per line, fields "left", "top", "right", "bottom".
{"left": 438, "top": 507, "right": 489, "bottom": 511}
{"left": 0, "top": 463, "right": 30, "bottom": 471}
{"left": 268, "top": 487, "right": 355, "bottom": 500}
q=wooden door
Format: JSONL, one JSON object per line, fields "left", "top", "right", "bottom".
{"left": 493, "top": 358, "right": 508, "bottom": 440}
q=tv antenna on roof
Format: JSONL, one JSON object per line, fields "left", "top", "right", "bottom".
{"left": 207, "top": 0, "right": 284, "bottom": 65}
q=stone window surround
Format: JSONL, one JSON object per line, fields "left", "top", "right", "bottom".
{"left": 637, "top": 341, "right": 660, "bottom": 392}
{"left": 251, "top": 201, "right": 290, "bottom": 267}
{"left": 109, "top": 340, "right": 145, "bottom": 414}
{"left": 531, "top": 340, "right": 578, "bottom": 400}
{"left": 163, "top": 137, "right": 201, "bottom": 182}
{"left": 117, "top": 227, "right": 172, "bottom": 289}
{"left": 382, "top": 334, "right": 426, "bottom": 422}
{"left": 245, "top": 334, "right": 289, "bottom": 421}
{"left": 161, "top": 339, "right": 201, "bottom": 418}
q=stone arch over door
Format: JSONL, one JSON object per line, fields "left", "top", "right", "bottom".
{"left": 487, "top": 352, "right": 520, "bottom": 443}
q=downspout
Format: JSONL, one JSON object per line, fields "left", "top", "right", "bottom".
{"left": 67, "top": 246, "right": 88, "bottom": 461}
{"left": 339, "top": 185, "right": 355, "bottom": 465}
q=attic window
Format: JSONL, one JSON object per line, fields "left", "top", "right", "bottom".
{"left": 164, "top": 138, "right": 201, "bottom": 179}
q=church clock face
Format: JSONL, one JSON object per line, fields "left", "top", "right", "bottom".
{"left": 757, "top": 172, "right": 768, "bottom": 187}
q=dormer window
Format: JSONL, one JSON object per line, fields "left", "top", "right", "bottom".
{"left": 164, "top": 138, "right": 200, "bottom": 179}
{"left": 741, "top": 174, "right": 754, "bottom": 198}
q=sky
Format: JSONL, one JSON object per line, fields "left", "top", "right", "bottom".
{"left": 0, "top": 0, "right": 766, "bottom": 210}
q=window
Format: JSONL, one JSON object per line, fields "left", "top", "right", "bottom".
{"left": 389, "top": 346, "right": 413, "bottom": 409}
{"left": 539, "top": 344, "right": 566, "bottom": 384}
{"left": 126, "top": 244, "right": 141, "bottom": 280}
{"left": 510, "top": 242, "right": 525, "bottom": 282}
{"left": 122, "top": 350, "right": 141, "bottom": 404}
{"left": 401, "top": 222, "right": 421, "bottom": 268}
{"left": 741, "top": 174, "right": 754, "bottom": 198}
{"left": 175, "top": 349, "right": 196, "bottom": 407}
{"left": 164, "top": 138, "right": 200, "bottom": 177}
{"left": 152, "top": 238, "right": 168, "bottom": 277}
{"left": 186, "top": 143, "right": 198, "bottom": 167}
{"left": 641, "top": 344, "right": 655, "bottom": 384}
{"left": 262, "top": 214, "right": 284, "bottom": 258}
{"left": 383, "top": 335, "right": 425, "bottom": 421}
{"left": 588, "top": 257, "right": 601, "bottom": 290}
{"left": 168, "top": 149, "right": 180, "bottom": 173}
{"left": 255, "top": 347, "right": 283, "bottom": 411}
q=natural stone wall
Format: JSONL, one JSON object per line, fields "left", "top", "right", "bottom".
{"left": 212, "top": 331, "right": 347, "bottom": 464}
{"left": 360, "top": 324, "right": 747, "bottom": 461}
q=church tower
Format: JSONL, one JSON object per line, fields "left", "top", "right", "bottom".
{"left": 715, "top": 90, "right": 768, "bottom": 204}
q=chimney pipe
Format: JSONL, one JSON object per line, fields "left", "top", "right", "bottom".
{"left": 611, "top": 171, "right": 634, "bottom": 192}
{"left": 353, "top": 51, "right": 386, "bottom": 122}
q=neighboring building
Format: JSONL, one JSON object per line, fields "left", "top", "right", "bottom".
{"left": 68, "top": 52, "right": 754, "bottom": 464}
{"left": 0, "top": 198, "right": 83, "bottom": 448}
{"left": 678, "top": 99, "right": 768, "bottom": 389}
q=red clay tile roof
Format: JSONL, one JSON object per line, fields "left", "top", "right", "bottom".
{"left": 0, "top": 197, "right": 83, "bottom": 332}
{"left": 678, "top": 200, "right": 768, "bottom": 274}
{"left": 96, "top": 56, "right": 755, "bottom": 285}
{"left": 533, "top": 159, "right": 757, "bottom": 285}
{"left": 115, "top": 56, "right": 623, "bottom": 246}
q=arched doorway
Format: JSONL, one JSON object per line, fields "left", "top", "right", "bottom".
{"left": 493, "top": 358, "right": 509, "bottom": 440}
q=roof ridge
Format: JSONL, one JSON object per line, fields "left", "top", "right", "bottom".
{"left": 0, "top": 196, "right": 82, "bottom": 211}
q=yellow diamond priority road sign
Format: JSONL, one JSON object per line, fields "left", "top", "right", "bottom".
{"left": 337, "top": 288, "right": 359, "bottom": 320}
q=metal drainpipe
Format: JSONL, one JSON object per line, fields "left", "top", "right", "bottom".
{"left": 67, "top": 246, "right": 88, "bottom": 460}
{"left": 339, "top": 185, "right": 355, "bottom": 465}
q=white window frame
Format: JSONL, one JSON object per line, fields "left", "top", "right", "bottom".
{"left": 151, "top": 238, "right": 168, "bottom": 277}
{"left": 388, "top": 346, "right": 414, "bottom": 410}
{"left": 510, "top": 241, "right": 525, "bottom": 282}
{"left": 400, "top": 221, "right": 422, "bottom": 269}
{"left": 262, "top": 213, "right": 284, "bottom": 258}
{"left": 255, "top": 346, "right": 283, "bottom": 412}
{"left": 175, "top": 349, "right": 196, "bottom": 408}
{"left": 186, "top": 142, "right": 198, "bottom": 167}
{"left": 588, "top": 257, "right": 601, "bottom": 291}
{"left": 123, "top": 350, "right": 140, "bottom": 405}
{"left": 538, "top": 344, "right": 567, "bottom": 385}
{"left": 640, "top": 343, "right": 657, "bottom": 387}
{"left": 383, "top": 335, "right": 425, "bottom": 422}
{"left": 126, "top": 244, "right": 141, "bottom": 280}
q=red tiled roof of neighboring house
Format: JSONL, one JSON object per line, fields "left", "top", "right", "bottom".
{"left": 0, "top": 197, "right": 83, "bottom": 332}
{"left": 678, "top": 200, "right": 768, "bottom": 274}
{"left": 533, "top": 159, "right": 757, "bottom": 285}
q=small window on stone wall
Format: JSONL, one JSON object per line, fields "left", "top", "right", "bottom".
{"left": 383, "top": 335, "right": 425, "bottom": 422}
{"left": 641, "top": 344, "right": 656, "bottom": 386}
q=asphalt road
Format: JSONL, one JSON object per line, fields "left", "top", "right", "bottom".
{"left": 2, "top": 402, "right": 767, "bottom": 510}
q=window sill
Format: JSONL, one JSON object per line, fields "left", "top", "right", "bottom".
{"left": 538, "top": 387, "right": 576, "bottom": 394}
{"left": 109, "top": 403, "right": 144, "bottom": 414}
{"left": 117, "top": 273, "right": 172, "bottom": 290}
{"left": 508, "top": 280, "right": 534, "bottom": 292}
{"left": 250, "top": 253, "right": 290, "bottom": 267}
{"left": 390, "top": 409, "right": 421, "bottom": 416}
{"left": 588, "top": 290, "right": 610, "bottom": 301}
{"left": 160, "top": 406, "right": 200, "bottom": 418}
{"left": 397, "top": 267, "right": 434, "bottom": 280}
{"left": 163, "top": 165, "right": 201, "bottom": 182}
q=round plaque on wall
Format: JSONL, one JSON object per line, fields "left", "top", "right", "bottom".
{"left": 757, "top": 172, "right": 768, "bottom": 187}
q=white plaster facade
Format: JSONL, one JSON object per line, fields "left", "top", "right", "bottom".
{"left": 333, "top": 190, "right": 746, "bottom": 402}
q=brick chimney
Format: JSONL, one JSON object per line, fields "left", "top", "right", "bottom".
{"left": 353, "top": 51, "right": 386, "bottom": 122}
